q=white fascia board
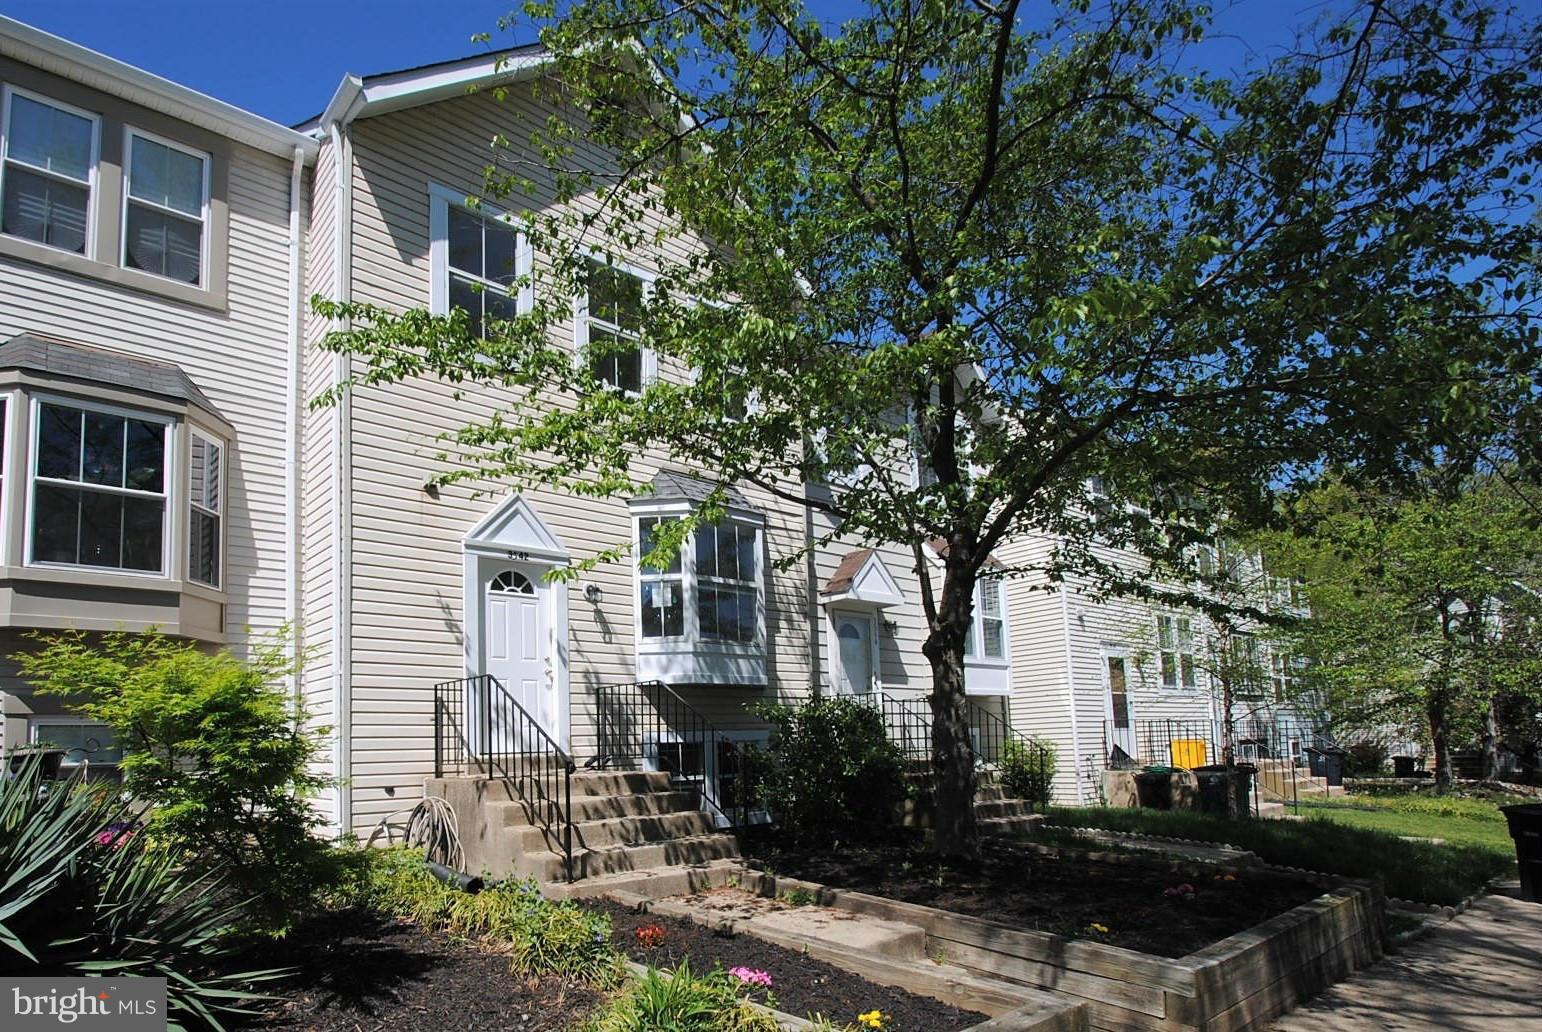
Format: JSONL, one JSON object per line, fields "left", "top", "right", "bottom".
{"left": 316, "top": 50, "right": 551, "bottom": 130}
{"left": 0, "top": 16, "right": 317, "bottom": 163}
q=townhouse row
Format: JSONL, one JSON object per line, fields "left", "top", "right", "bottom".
{"left": 0, "top": 17, "right": 1309, "bottom": 832}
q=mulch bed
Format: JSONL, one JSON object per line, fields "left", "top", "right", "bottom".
{"left": 239, "top": 910, "right": 602, "bottom": 1031}
{"left": 743, "top": 836, "right": 1322, "bottom": 958}
{"left": 592, "top": 898, "right": 987, "bottom": 1030}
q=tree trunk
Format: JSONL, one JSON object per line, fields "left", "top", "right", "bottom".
{"left": 1428, "top": 692, "right": 1453, "bottom": 790}
{"left": 928, "top": 647, "right": 979, "bottom": 859}
{"left": 1481, "top": 699, "right": 1500, "bottom": 780}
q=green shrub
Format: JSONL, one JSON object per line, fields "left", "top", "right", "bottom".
{"left": 1345, "top": 741, "right": 1390, "bottom": 777}
{"left": 584, "top": 962, "right": 779, "bottom": 1032}
{"left": 340, "top": 846, "right": 622, "bottom": 986}
{"left": 999, "top": 737, "right": 1058, "bottom": 810}
{"left": 0, "top": 756, "right": 276, "bottom": 1030}
{"left": 16, "top": 630, "right": 336, "bottom": 930}
{"left": 747, "top": 696, "right": 906, "bottom": 848}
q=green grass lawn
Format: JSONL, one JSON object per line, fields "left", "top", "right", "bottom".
{"left": 1046, "top": 797, "right": 1519, "bottom": 906}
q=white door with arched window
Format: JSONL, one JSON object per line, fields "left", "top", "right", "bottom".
{"left": 484, "top": 568, "right": 557, "bottom": 746}
{"left": 833, "top": 612, "right": 877, "bottom": 694}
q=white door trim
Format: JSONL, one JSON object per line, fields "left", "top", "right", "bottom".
{"left": 461, "top": 495, "right": 570, "bottom": 751}
{"left": 1101, "top": 645, "right": 1135, "bottom": 760}
{"left": 829, "top": 608, "right": 879, "bottom": 695}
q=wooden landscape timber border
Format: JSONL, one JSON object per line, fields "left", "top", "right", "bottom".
{"left": 576, "top": 853, "right": 1384, "bottom": 1032}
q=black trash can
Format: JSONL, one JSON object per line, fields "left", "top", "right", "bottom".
{"left": 1501, "top": 804, "right": 1542, "bottom": 903}
{"left": 1393, "top": 755, "right": 1419, "bottom": 778}
{"left": 1307, "top": 747, "right": 1346, "bottom": 787}
{"left": 1134, "top": 769, "right": 1175, "bottom": 810}
{"left": 1193, "top": 766, "right": 1230, "bottom": 815}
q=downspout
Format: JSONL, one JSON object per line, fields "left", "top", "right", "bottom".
{"left": 327, "top": 117, "right": 355, "bottom": 835}
{"left": 284, "top": 146, "right": 305, "bottom": 702}
{"left": 1059, "top": 584, "right": 1085, "bottom": 804}
{"left": 805, "top": 496, "right": 821, "bottom": 697}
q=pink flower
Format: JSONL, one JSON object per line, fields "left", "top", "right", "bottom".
{"left": 728, "top": 966, "right": 773, "bottom": 988}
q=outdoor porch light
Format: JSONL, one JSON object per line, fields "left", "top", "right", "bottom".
{"left": 584, "top": 583, "right": 604, "bottom": 604}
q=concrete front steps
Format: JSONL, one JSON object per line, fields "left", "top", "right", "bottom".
{"left": 975, "top": 781, "right": 1048, "bottom": 835}
{"left": 1252, "top": 759, "right": 1345, "bottom": 801}
{"left": 426, "top": 769, "right": 739, "bottom": 883}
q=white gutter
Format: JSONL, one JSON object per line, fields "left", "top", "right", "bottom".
{"left": 1059, "top": 583, "right": 1085, "bottom": 804}
{"left": 0, "top": 15, "right": 317, "bottom": 162}
{"left": 327, "top": 120, "right": 355, "bottom": 835}
{"left": 284, "top": 146, "right": 306, "bottom": 705}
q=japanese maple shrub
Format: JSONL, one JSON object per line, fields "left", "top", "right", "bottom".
{"left": 16, "top": 629, "right": 334, "bottom": 929}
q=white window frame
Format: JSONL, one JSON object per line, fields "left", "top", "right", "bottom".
{"left": 0, "top": 391, "right": 13, "bottom": 567}
{"left": 427, "top": 181, "right": 532, "bottom": 326}
{"left": 962, "top": 576, "right": 1009, "bottom": 663}
{"left": 187, "top": 426, "right": 224, "bottom": 589}
{"left": 636, "top": 514, "right": 687, "bottom": 642}
{"left": 120, "top": 126, "right": 211, "bottom": 288}
{"left": 574, "top": 251, "right": 657, "bottom": 395}
{"left": 1157, "top": 612, "right": 1199, "bottom": 691}
{"left": 1270, "top": 652, "right": 1297, "bottom": 703}
{"left": 630, "top": 505, "right": 766, "bottom": 649}
{"left": 0, "top": 84, "right": 102, "bottom": 258}
{"left": 23, "top": 394, "right": 173, "bottom": 579}
{"left": 30, "top": 715, "right": 123, "bottom": 769}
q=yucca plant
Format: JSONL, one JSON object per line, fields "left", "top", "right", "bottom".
{"left": 0, "top": 755, "right": 282, "bottom": 1029}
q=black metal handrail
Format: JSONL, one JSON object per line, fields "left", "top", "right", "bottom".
{"left": 1103, "top": 717, "right": 1224, "bottom": 769}
{"left": 434, "top": 675, "right": 576, "bottom": 882}
{"left": 864, "top": 692, "right": 1055, "bottom": 810}
{"left": 592, "top": 680, "right": 753, "bottom": 828}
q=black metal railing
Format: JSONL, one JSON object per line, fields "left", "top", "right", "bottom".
{"left": 434, "top": 675, "right": 576, "bottom": 881}
{"left": 1103, "top": 717, "right": 1224, "bottom": 770}
{"left": 592, "top": 680, "right": 753, "bottom": 828}
{"left": 864, "top": 692, "right": 1056, "bottom": 810}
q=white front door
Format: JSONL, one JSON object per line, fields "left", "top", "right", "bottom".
{"left": 834, "top": 613, "right": 876, "bottom": 694}
{"left": 1104, "top": 651, "right": 1137, "bottom": 762}
{"left": 484, "top": 568, "right": 558, "bottom": 746}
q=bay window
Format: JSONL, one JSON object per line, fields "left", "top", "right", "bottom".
{"left": 1, "top": 87, "right": 97, "bottom": 255}
{"left": 123, "top": 129, "right": 208, "bottom": 285}
{"left": 30, "top": 400, "right": 168, "bottom": 573}
{"left": 634, "top": 503, "right": 766, "bottom": 685}
{"left": 188, "top": 430, "right": 222, "bottom": 587}
{"left": 962, "top": 577, "right": 1007, "bottom": 660}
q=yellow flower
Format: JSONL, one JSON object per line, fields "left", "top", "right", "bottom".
{"left": 857, "top": 1010, "right": 885, "bottom": 1029}
{"left": 1089, "top": 922, "right": 1110, "bottom": 935}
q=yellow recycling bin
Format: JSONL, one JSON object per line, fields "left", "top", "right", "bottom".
{"left": 1170, "top": 738, "right": 1208, "bottom": 769}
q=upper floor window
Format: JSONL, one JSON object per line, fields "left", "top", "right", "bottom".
{"left": 1157, "top": 612, "right": 1198, "bottom": 689}
{"left": 122, "top": 130, "right": 208, "bottom": 286}
{"left": 30, "top": 400, "right": 168, "bottom": 573}
{"left": 580, "top": 258, "right": 651, "bottom": 393}
{"left": 188, "top": 430, "right": 222, "bottom": 588}
{"left": 428, "top": 185, "right": 527, "bottom": 338}
{"left": 1, "top": 88, "right": 98, "bottom": 255}
{"left": 636, "top": 514, "right": 762, "bottom": 645}
{"left": 1270, "top": 652, "right": 1297, "bottom": 702}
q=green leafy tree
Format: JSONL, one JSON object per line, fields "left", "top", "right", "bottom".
{"left": 316, "top": 0, "right": 1542, "bottom": 854}
{"left": 1262, "top": 475, "right": 1542, "bottom": 787}
{"left": 16, "top": 631, "right": 335, "bottom": 927}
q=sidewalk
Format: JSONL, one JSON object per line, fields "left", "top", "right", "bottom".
{"left": 1269, "top": 883, "right": 1542, "bottom": 1030}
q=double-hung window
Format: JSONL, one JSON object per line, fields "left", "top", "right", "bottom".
{"left": 695, "top": 521, "right": 758, "bottom": 643}
{"left": 638, "top": 517, "right": 685, "bottom": 638}
{"left": 30, "top": 401, "right": 168, "bottom": 573}
{"left": 188, "top": 430, "right": 222, "bottom": 587}
{"left": 1, "top": 88, "right": 98, "bottom": 255}
{"left": 123, "top": 129, "right": 208, "bottom": 285}
{"left": 1270, "top": 652, "right": 1296, "bottom": 702}
{"left": 962, "top": 578, "right": 1007, "bottom": 660}
{"left": 428, "top": 186, "right": 527, "bottom": 338}
{"left": 580, "top": 258, "right": 648, "bottom": 393}
{"left": 1157, "top": 613, "right": 1198, "bottom": 690}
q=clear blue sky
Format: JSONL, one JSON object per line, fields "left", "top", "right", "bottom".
{"left": 1, "top": 1, "right": 1312, "bottom": 128}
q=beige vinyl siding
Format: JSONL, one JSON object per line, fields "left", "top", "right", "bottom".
{"left": 0, "top": 140, "right": 294, "bottom": 643}
{"left": 299, "top": 142, "right": 339, "bottom": 825}
{"left": 331, "top": 84, "right": 813, "bottom": 830}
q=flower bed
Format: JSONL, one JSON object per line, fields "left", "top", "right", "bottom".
{"left": 744, "top": 836, "right": 1320, "bottom": 957}
{"left": 593, "top": 897, "right": 988, "bottom": 1030}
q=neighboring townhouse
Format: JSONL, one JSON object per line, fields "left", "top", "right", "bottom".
{"left": 0, "top": 17, "right": 316, "bottom": 774}
{"left": 296, "top": 51, "right": 822, "bottom": 840}
{"left": 998, "top": 518, "right": 1325, "bottom": 805}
